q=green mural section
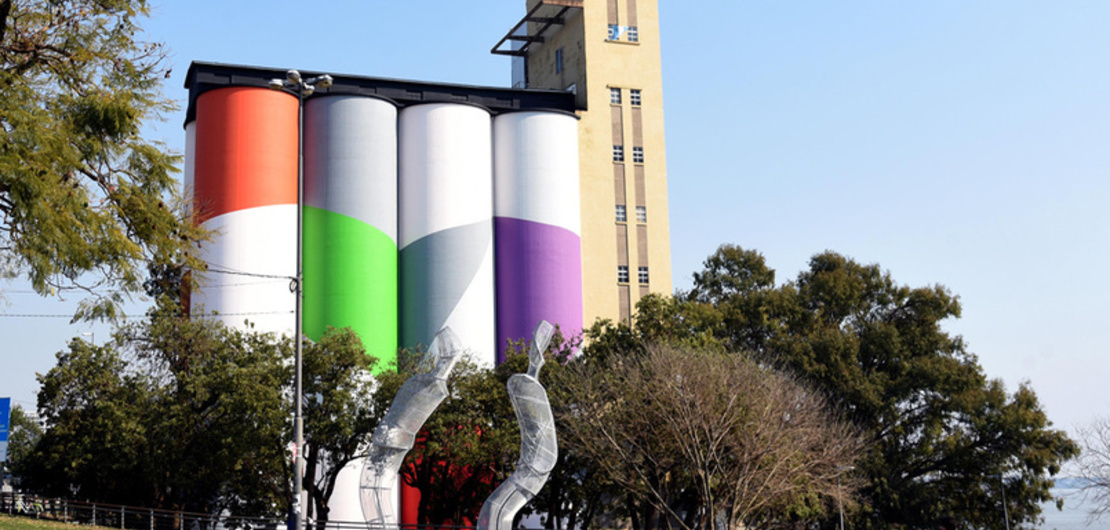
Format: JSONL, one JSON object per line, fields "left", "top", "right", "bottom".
{"left": 304, "top": 206, "right": 397, "bottom": 372}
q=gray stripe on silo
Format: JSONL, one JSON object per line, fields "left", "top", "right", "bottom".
{"left": 399, "top": 219, "right": 492, "bottom": 350}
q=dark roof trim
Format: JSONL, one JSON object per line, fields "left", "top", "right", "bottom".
{"left": 184, "top": 61, "right": 580, "bottom": 126}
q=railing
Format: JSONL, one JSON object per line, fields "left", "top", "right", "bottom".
{"left": 0, "top": 493, "right": 490, "bottom": 530}
{"left": 1, "top": 493, "right": 282, "bottom": 530}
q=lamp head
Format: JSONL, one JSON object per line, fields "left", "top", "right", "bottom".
{"left": 316, "top": 75, "right": 333, "bottom": 89}
{"left": 302, "top": 84, "right": 315, "bottom": 97}
{"left": 286, "top": 69, "right": 301, "bottom": 84}
{"left": 268, "top": 78, "right": 285, "bottom": 91}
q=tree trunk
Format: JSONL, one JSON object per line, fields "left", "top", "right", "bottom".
{"left": 0, "top": 0, "right": 11, "bottom": 45}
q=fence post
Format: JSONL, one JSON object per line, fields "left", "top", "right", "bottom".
{"left": 93, "top": 503, "right": 98, "bottom": 527}
{"left": 63, "top": 499, "right": 68, "bottom": 522}
{"left": 122, "top": 504, "right": 127, "bottom": 529}
{"left": 150, "top": 509, "right": 155, "bottom": 530}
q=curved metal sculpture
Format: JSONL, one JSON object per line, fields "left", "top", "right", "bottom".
{"left": 478, "top": 320, "right": 558, "bottom": 530}
{"left": 359, "top": 327, "right": 462, "bottom": 528}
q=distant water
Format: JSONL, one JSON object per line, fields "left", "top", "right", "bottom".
{"left": 1041, "top": 488, "right": 1098, "bottom": 530}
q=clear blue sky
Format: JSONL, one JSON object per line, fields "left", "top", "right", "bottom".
{"left": 1, "top": 1, "right": 1107, "bottom": 441}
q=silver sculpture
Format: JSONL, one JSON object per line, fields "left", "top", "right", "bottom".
{"left": 359, "top": 327, "right": 462, "bottom": 528}
{"left": 478, "top": 320, "right": 558, "bottom": 530}
{"left": 358, "top": 321, "right": 560, "bottom": 530}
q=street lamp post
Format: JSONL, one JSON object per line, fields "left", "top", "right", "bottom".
{"left": 268, "top": 69, "right": 332, "bottom": 530}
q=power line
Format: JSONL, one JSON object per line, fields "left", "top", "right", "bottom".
{"left": 0, "top": 313, "right": 140, "bottom": 319}
{"left": 206, "top": 266, "right": 293, "bottom": 280}
{"left": 202, "top": 279, "right": 287, "bottom": 288}
{"left": 0, "top": 311, "right": 293, "bottom": 319}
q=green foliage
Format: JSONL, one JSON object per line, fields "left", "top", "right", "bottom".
{"left": 678, "top": 244, "right": 1079, "bottom": 529}
{"left": 21, "top": 305, "right": 391, "bottom": 521}
{"left": 27, "top": 339, "right": 155, "bottom": 504}
{"left": 5, "top": 403, "right": 43, "bottom": 487}
{"left": 0, "top": 0, "right": 205, "bottom": 319}
{"left": 25, "top": 307, "right": 291, "bottom": 516}
{"left": 123, "top": 305, "right": 291, "bottom": 516}
{"left": 300, "top": 327, "right": 381, "bottom": 525}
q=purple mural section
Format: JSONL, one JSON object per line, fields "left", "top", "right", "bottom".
{"left": 494, "top": 217, "right": 583, "bottom": 362}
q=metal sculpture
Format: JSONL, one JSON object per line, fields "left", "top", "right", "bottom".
{"left": 359, "top": 327, "right": 462, "bottom": 527}
{"left": 478, "top": 320, "right": 558, "bottom": 530}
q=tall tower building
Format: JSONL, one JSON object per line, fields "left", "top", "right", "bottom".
{"left": 494, "top": 0, "right": 672, "bottom": 325}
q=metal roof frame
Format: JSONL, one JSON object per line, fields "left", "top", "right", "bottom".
{"left": 491, "top": 0, "right": 583, "bottom": 57}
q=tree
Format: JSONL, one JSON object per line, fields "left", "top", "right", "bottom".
{"left": 300, "top": 327, "right": 381, "bottom": 528}
{"left": 5, "top": 404, "right": 43, "bottom": 488}
{"left": 1074, "top": 416, "right": 1110, "bottom": 521}
{"left": 122, "top": 304, "right": 290, "bottom": 516}
{"left": 27, "top": 338, "right": 155, "bottom": 504}
{"left": 23, "top": 299, "right": 401, "bottom": 520}
{"left": 0, "top": 0, "right": 204, "bottom": 319}
{"left": 26, "top": 307, "right": 291, "bottom": 516}
{"left": 551, "top": 341, "right": 861, "bottom": 530}
{"left": 681, "top": 244, "right": 1078, "bottom": 529}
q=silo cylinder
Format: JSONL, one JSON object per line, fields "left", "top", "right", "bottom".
{"left": 493, "top": 111, "right": 583, "bottom": 360}
{"left": 303, "top": 94, "right": 400, "bottom": 524}
{"left": 303, "top": 94, "right": 399, "bottom": 366}
{"left": 190, "top": 87, "right": 298, "bottom": 335}
{"left": 398, "top": 103, "right": 497, "bottom": 367}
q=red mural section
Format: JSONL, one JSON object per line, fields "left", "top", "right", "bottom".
{"left": 193, "top": 87, "right": 298, "bottom": 224}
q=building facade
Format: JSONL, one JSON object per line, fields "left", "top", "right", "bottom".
{"left": 494, "top": 0, "right": 673, "bottom": 324}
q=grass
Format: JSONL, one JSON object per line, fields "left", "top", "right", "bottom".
{"left": 0, "top": 514, "right": 111, "bottom": 530}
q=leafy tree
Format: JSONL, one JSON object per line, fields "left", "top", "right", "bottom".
{"left": 121, "top": 304, "right": 290, "bottom": 515}
{"left": 28, "top": 338, "right": 155, "bottom": 504}
{"left": 681, "top": 245, "right": 1078, "bottom": 529}
{"left": 23, "top": 301, "right": 398, "bottom": 520}
{"left": 26, "top": 307, "right": 291, "bottom": 516}
{"left": 0, "top": 0, "right": 204, "bottom": 319}
{"left": 5, "top": 404, "right": 43, "bottom": 487}
{"left": 300, "top": 327, "right": 381, "bottom": 528}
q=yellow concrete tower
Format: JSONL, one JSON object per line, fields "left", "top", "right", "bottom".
{"left": 494, "top": 0, "right": 673, "bottom": 326}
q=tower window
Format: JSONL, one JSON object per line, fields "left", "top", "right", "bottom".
{"left": 627, "top": 26, "right": 639, "bottom": 42}
{"left": 636, "top": 206, "right": 647, "bottom": 223}
{"left": 608, "top": 24, "right": 620, "bottom": 41}
{"left": 616, "top": 205, "right": 627, "bottom": 222}
{"left": 555, "top": 47, "right": 564, "bottom": 74}
{"left": 610, "top": 87, "right": 622, "bottom": 104}
{"left": 638, "top": 266, "right": 649, "bottom": 284}
{"left": 630, "top": 89, "right": 642, "bottom": 106}
{"left": 613, "top": 145, "right": 624, "bottom": 162}
{"left": 632, "top": 146, "right": 644, "bottom": 163}
{"left": 618, "top": 266, "right": 630, "bottom": 283}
